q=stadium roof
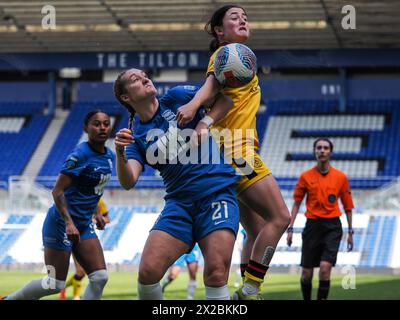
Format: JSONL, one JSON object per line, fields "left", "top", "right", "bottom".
{"left": 0, "top": 0, "right": 399, "bottom": 52}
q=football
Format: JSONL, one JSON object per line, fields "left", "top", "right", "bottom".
{"left": 213, "top": 43, "right": 257, "bottom": 88}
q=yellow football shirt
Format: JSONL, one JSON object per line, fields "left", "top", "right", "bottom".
{"left": 207, "top": 46, "right": 261, "bottom": 156}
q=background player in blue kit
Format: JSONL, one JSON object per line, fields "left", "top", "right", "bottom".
{"left": 4, "top": 110, "right": 114, "bottom": 300}
{"left": 114, "top": 68, "right": 240, "bottom": 300}
{"left": 161, "top": 244, "right": 201, "bottom": 299}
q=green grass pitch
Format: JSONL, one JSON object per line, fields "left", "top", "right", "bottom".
{"left": 1, "top": 271, "right": 399, "bottom": 300}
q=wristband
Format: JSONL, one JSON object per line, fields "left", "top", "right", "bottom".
{"left": 287, "top": 227, "right": 294, "bottom": 233}
{"left": 199, "top": 115, "right": 214, "bottom": 128}
{"left": 348, "top": 228, "right": 354, "bottom": 235}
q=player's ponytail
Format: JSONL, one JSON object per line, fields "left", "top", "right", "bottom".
{"left": 205, "top": 4, "right": 246, "bottom": 54}
{"left": 114, "top": 70, "right": 136, "bottom": 132}
{"left": 128, "top": 112, "right": 135, "bottom": 132}
{"left": 208, "top": 38, "right": 220, "bottom": 54}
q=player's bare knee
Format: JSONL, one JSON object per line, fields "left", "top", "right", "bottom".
{"left": 204, "top": 273, "right": 227, "bottom": 287}
{"left": 280, "top": 208, "right": 291, "bottom": 228}
{"left": 273, "top": 209, "right": 291, "bottom": 232}
{"left": 204, "top": 264, "right": 229, "bottom": 287}
{"left": 139, "top": 265, "right": 163, "bottom": 284}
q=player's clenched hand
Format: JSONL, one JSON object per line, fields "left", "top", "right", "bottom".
{"left": 176, "top": 103, "right": 198, "bottom": 127}
{"left": 115, "top": 128, "right": 134, "bottom": 151}
{"left": 65, "top": 221, "right": 80, "bottom": 243}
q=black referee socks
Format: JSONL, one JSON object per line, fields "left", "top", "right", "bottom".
{"left": 300, "top": 278, "right": 312, "bottom": 300}
{"left": 317, "top": 280, "right": 330, "bottom": 300}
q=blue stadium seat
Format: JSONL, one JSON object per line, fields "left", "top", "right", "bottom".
{"left": 0, "top": 229, "right": 24, "bottom": 264}
{"left": 0, "top": 103, "right": 51, "bottom": 183}
{"left": 260, "top": 99, "right": 400, "bottom": 189}
{"left": 99, "top": 207, "right": 135, "bottom": 250}
{"left": 5, "top": 214, "right": 33, "bottom": 225}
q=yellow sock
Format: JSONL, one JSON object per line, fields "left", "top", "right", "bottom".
{"left": 243, "top": 271, "right": 263, "bottom": 287}
{"left": 65, "top": 275, "right": 74, "bottom": 288}
{"left": 243, "top": 260, "right": 268, "bottom": 287}
{"left": 72, "top": 278, "right": 82, "bottom": 298}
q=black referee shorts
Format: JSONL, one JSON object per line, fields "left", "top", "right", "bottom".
{"left": 300, "top": 217, "right": 343, "bottom": 268}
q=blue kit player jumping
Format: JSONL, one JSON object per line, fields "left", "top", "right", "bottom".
{"left": 4, "top": 110, "right": 114, "bottom": 300}
{"left": 113, "top": 68, "right": 240, "bottom": 300}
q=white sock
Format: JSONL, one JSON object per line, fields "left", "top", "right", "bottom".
{"left": 205, "top": 285, "right": 230, "bottom": 300}
{"left": 187, "top": 279, "right": 197, "bottom": 300}
{"left": 83, "top": 269, "right": 108, "bottom": 300}
{"left": 6, "top": 277, "right": 65, "bottom": 300}
{"left": 138, "top": 282, "right": 163, "bottom": 300}
{"left": 242, "top": 281, "right": 259, "bottom": 296}
{"left": 161, "top": 276, "right": 172, "bottom": 288}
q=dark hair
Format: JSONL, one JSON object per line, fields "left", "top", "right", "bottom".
{"left": 205, "top": 4, "right": 246, "bottom": 53}
{"left": 313, "top": 138, "right": 334, "bottom": 152}
{"left": 113, "top": 70, "right": 135, "bottom": 131}
{"left": 84, "top": 109, "right": 109, "bottom": 126}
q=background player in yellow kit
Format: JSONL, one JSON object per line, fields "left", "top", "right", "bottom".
{"left": 176, "top": 4, "right": 290, "bottom": 299}
{"left": 60, "top": 198, "right": 110, "bottom": 300}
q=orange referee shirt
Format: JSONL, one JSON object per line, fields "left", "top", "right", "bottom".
{"left": 293, "top": 166, "right": 354, "bottom": 219}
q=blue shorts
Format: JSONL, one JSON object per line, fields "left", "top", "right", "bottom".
{"left": 42, "top": 206, "right": 97, "bottom": 252}
{"left": 174, "top": 244, "right": 200, "bottom": 267}
{"left": 151, "top": 185, "right": 239, "bottom": 249}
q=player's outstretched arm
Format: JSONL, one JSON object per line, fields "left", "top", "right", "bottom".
{"left": 115, "top": 128, "right": 143, "bottom": 190}
{"left": 176, "top": 75, "right": 221, "bottom": 126}
{"left": 206, "top": 94, "right": 233, "bottom": 124}
{"left": 192, "top": 94, "right": 233, "bottom": 145}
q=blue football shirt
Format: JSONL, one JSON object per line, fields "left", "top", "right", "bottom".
{"left": 51, "top": 141, "right": 114, "bottom": 221}
{"left": 126, "top": 85, "right": 239, "bottom": 201}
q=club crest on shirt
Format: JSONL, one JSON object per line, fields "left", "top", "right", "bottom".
{"left": 161, "top": 109, "right": 176, "bottom": 122}
{"left": 65, "top": 156, "right": 78, "bottom": 169}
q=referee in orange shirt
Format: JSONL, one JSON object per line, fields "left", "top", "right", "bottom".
{"left": 287, "top": 138, "right": 354, "bottom": 300}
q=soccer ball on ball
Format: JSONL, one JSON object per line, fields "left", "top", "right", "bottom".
{"left": 213, "top": 43, "right": 257, "bottom": 88}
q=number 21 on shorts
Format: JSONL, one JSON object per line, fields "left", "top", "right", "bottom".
{"left": 212, "top": 201, "right": 228, "bottom": 223}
